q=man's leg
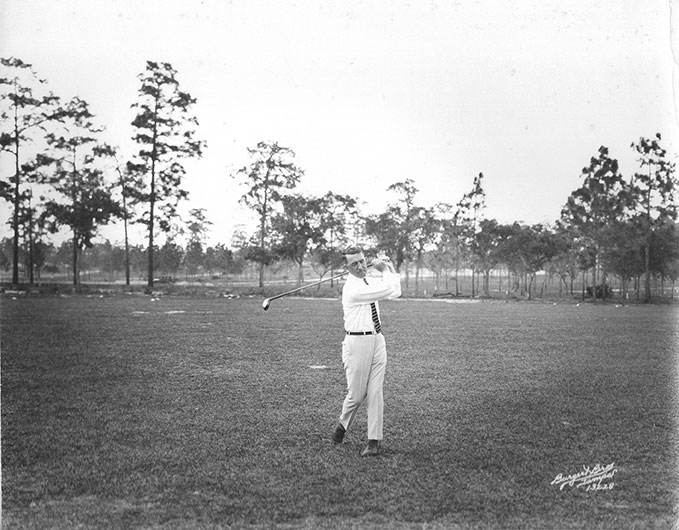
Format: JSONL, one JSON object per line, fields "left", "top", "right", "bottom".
{"left": 338, "top": 336, "right": 372, "bottom": 432}
{"left": 365, "top": 335, "right": 387, "bottom": 441}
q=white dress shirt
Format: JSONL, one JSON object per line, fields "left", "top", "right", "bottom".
{"left": 341, "top": 271, "right": 402, "bottom": 332}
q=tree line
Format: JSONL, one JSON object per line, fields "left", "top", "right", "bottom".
{"left": 1, "top": 58, "right": 677, "bottom": 302}
{"left": 1, "top": 58, "right": 204, "bottom": 289}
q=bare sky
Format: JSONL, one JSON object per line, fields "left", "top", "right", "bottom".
{"left": 1, "top": 0, "right": 677, "bottom": 246}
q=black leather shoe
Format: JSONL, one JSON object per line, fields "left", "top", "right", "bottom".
{"left": 360, "top": 439, "right": 379, "bottom": 457}
{"left": 332, "top": 424, "right": 346, "bottom": 444}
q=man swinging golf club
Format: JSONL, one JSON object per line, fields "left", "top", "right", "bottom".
{"left": 332, "top": 246, "right": 401, "bottom": 456}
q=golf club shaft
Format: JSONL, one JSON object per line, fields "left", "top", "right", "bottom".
{"left": 267, "top": 270, "right": 348, "bottom": 303}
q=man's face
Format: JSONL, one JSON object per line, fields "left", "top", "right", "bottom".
{"left": 345, "top": 252, "right": 368, "bottom": 278}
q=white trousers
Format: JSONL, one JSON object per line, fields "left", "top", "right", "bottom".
{"left": 339, "top": 334, "right": 387, "bottom": 440}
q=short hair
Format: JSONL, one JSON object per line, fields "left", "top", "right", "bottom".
{"left": 343, "top": 246, "right": 363, "bottom": 256}
{"left": 342, "top": 246, "right": 363, "bottom": 263}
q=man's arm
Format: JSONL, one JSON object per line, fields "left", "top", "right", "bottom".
{"left": 376, "top": 258, "right": 401, "bottom": 300}
{"left": 345, "top": 258, "right": 401, "bottom": 304}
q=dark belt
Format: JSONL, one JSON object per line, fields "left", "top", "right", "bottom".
{"left": 346, "top": 330, "right": 379, "bottom": 335}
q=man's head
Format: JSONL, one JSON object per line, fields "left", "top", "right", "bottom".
{"left": 343, "top": 246, "right": 368, "bottom": 278}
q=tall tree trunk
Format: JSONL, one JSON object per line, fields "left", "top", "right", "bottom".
{"left": 581, "top": 269, "right": 586, "bottom": 302}
{"left": 147, "top": 158, "right": 157, "bottom": 288}
{"left": 28, "top": 213, "right": 34, "bottom": 284}
{"left": 124, "top": 224, "right": 130, "bottom": 285}
{"left": 644, "top": 242, "right": 651, "bottom": 303}
{"left": 147, "top": 183, "right": 155, "bottom": 289}
{"left": 454, "top": 251, "right": 460, "bottom": 296}
{"left": 12, "top": 109, "right": 20, "bottom": 285}
{"left": 72, "top": 232, "right": 79, "bottom": 286}
{"left": 147, "top": 98, "right": 160, "bottom": 290}
{"left": 643, "top": 172, "right": 652, "bottom": 303}
{"left": 404, "top": 259, "right": 410, "bottom": 291}
{"left": 257, "top": 209, "right": 265, "bottom": 289}
{"left": 592, "top": 257, "right": 598, "bottom": 305}
{"left": 123, "top": 193, "right": 130, "bottom": 286}
{"left": 415, "top": 260, "right": 420, "bottom": 296}
{"left": 258, "top": 208, "right": 266, "bottom": 289}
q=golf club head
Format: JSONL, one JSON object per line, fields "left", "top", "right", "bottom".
{"left": 262, "top": 298, "right": 271, "bottom": 311}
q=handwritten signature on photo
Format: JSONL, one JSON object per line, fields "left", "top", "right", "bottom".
{"left": 551, "top": 463, "right": 617, "bottom": 492}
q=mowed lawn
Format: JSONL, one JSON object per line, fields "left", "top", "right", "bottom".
{"left": 1, "top": 293, "right": 677, "bottom": 529}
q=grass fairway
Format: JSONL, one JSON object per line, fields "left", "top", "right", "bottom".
{"left": 2, "top": 294, "right": 678, "bottom": 529}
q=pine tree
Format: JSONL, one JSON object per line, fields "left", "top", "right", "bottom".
{"left": 128, "top": 61, "right": 205, "bottom": 289}
{"left": 0, "top": 57, "right": 63, "bottom": 284}
{"left": 39, "top": 97, "right": 122, "bottom": 286}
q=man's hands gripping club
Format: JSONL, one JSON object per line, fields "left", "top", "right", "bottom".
{"left": 370, "top": 256, "right": 394, "bottom": 273}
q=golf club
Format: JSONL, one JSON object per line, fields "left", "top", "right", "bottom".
{"left": 261, "top": 258, "right": 387, "bottom": 311}
{"left": 262, "top": 270, "right": 349, "bottom": 310}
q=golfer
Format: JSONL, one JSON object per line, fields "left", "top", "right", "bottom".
{"left": 332, "top": 246, "right": 401, "bottom": 456}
